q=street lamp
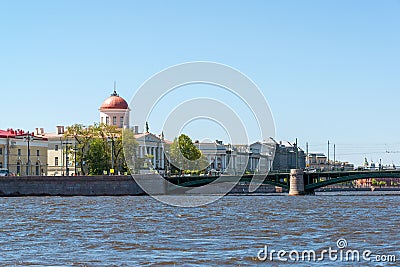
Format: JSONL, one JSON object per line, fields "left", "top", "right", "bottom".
{"left": 23, "top": 132, "right": 33, "bottom": 176}
{"left": 62, "top": 139, "right": 72, "bottom": 176}
{"left": 107, "top": 134, "right": 116, "bottom": 175}
{"left": 73, "top": 143, "right": 78, "bottom": 175}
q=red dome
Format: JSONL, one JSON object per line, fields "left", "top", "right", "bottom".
{"left": 100, "top": 91, "right": 129, "bottom": 110}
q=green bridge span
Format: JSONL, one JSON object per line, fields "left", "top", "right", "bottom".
{"left": 166, "top": 170, "right": 400, "bottom": 194}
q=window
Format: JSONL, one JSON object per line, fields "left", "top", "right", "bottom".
{"left": 16, "top": 162, "right": 21, "bottom": 175}
{"left": 101, "top": 117, "right": 103, "bottom": 124}
{"left": 37, "top": 150, "right": 40, "bottom": 156}
{"left": 0, "top": 162, "right": 2, "bottom": 168}
{"left": 18, "top": 149, "right": 21, "bottom": 156}
{"left": 0, "top": 148, "right": 2, "bottom": 155}
{"left": 120, "top": 116, "right": 124, "bottom": 127}
{"left": 55, "top": 145, "right": 59, "bottom": 151}
{"left": 113, "top": 116, "right": 117, "bottom": 125}
{"left": 55, "top": 157, "right": 59, "bottom": 166}
{"left": 35, "top": 162, "right": 40, "bottom": 176}
{"left": 106, "top": 117, "right": 109, "bottom": 125}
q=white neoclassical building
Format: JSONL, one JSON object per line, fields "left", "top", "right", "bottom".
{"left": 99, "top": 90, "right": 165, "bottom": 173}
{"left": 195, "top": 139, "right": 276, "bottom": 175}
{"left": 134, "top": 132, "right": 165, "bottom": 171}
{"left": 194, "top": 140, "right": 228, "bottom": 172}
{"left": 99, "top": 89, "right": 130, "bottom": 128}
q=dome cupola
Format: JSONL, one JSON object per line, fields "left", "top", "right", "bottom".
{"left": 100, "top": 90, "right": 129, "bottom": 110}
{"left": 99, "top": 84, "right": 130, "bottom": 128}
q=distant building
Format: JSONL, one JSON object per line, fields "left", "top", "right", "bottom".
{"left": 334, "top": 161, "right": 354, "bottom": 171}
{"left": 99, "top": 89, "right": 130, "bottom": 128}
{"left": 248, "top": 140, "right": 275, "bottom": 174}
{"left": 195, "top": 140, "right": 228, "bottom": 172}
{"left": 0, "top": 129, "right": 48, "bottom": 176}
{"left": 39, "top": 126, "right": 78, "bottom": 176}
{"left": 306, "top": 153, "right": 354, "bottom": 171}
{"left": 271, "top": 139, "right": 306, "bottom": 171}
{"left": 307, "top": 153, "right": 328, "bottom": 170}
{"left": 134, "top": 131, "right": 165, "bottom": 172}
{"left": 194, "top": 139, "right": 275, "bottom": 175}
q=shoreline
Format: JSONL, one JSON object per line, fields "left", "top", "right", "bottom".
{"left": 0, "top": 175, "right": 399, "bottom": 197}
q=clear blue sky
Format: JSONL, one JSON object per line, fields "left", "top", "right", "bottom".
{"left": 1, "top": 0, "right": 399, "bottom": 166}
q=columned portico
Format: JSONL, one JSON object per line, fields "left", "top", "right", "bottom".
{"left": 134, "top": 132, "right": 165, "bottom": 173}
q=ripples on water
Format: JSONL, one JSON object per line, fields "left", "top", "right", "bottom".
{"left": 0, "top": 193, "right": 398, "bottom": 266}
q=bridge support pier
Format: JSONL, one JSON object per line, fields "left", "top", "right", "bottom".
{"left": 289, "top": 169, "right": 305, "bottom": 196}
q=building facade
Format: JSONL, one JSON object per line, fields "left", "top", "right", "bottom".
{"left": 248, "top": 140, "right": 275, "bottom": 174}
{"left": 195, "top": 140, "right": 228, "bottom": 172}
{"left": 99, "top": 90, "right": 130, "bottom": 128}
{"left": 134, "top": 132, "right": 165, "bottom": 173}
{"left": 271, "top": 139, "right": 306, "bottom": 171}
{"left": 307, "top": 153, "right": 328, "bottom": 170}
{"left": 194, "top": 140, "right": 275, "bottom": 175}
{"left": 0, "top": 129, "right": 48, "bottom": 176}
{"left": 307, "top": 152, "right": 354, "bottom": 171}
{"left": 39, "top": 126, "right": 78, "bottom": 176}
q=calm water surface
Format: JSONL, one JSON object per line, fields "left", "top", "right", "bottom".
{"left": 0, "top": 193, "right": 399, "bottom": 266}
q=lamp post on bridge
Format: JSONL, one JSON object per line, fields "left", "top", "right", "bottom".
{"left": 333, "top": 144, "right": 336, "bottom": 171}
{"left": 327, "top": 140, "right": 330, "bottom": 172}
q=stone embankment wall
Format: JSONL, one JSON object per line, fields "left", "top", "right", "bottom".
{"left": 0, "top": 175, "right": 147, "bottom": 196}
{"left": 0, "top": 175, "right": 276, "bottom": 197}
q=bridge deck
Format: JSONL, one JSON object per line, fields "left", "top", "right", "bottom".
{"left": 165, "top": 170, "right": 400, "bottom": 192}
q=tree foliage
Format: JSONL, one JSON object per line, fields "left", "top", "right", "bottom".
{"left": 86, "top": 138, "right": 109, "bottom": 175}
{"left": 167, "top": 134, "right": 208, "bottom": 171}
{"left": 64, "top": 123, "right": 137, "bottom": 175}
{"left": 64, "top": 124, "right": 94, "bottom": 175}
{"left": 122, "top": 128, "right": 139, "bottom": 173}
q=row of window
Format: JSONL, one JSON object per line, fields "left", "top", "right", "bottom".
{"left": 15, "top": 162, "right": 42, "bottom": 176}
{"left": 101, "top": 116, "right": 124, "bottom": 127}
{"left": 0, "top": 161, "right": 43, "bottom": 175}
{"left": 0, "top": 148, "right": 41, "bottom": 156}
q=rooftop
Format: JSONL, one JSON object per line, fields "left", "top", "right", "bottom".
{"left": 100, "top": 90, "right": 129, "bottom": 110}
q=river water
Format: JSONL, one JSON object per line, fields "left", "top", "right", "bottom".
{"left": 0, "top": 193, "right": 398, "bottom": 266}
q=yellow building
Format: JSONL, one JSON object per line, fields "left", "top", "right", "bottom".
{"left": 37, "top": 126, "right": 78, "bottom": 176}
{"left": 0, "top": 129, "right": 48, "bottom": 176}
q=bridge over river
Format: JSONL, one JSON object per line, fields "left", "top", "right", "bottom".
{"left": 1, "top": 171, "right": 399, "bottom": 197}
{"left": 166, "top": 170, "right": 400, "bottom": 195}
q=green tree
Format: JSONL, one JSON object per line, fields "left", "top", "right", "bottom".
{"left": 86, "top": 138, "right": 109, "bottom": 175}
{"left": 167, "top": 134, "right": 208, "bottom": 171}
{"left": 65, "top": 124, "right": 95, "bottom": 175}
{"left": 65, "top": 123, "right": 138, "bottom": 175}
{"left": 122, "top": 128, "right": 139, "bottom": 173}
{"left": 178, "top": 134, "right": 201, "bottom": 160}
{"left": 96, "top": 123, "right": 125, "bottom": 173}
